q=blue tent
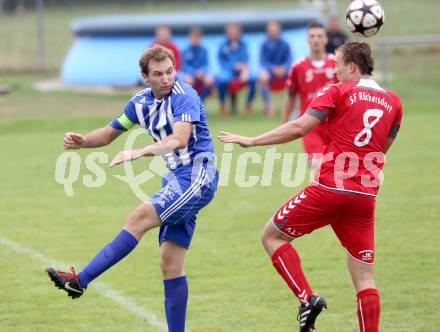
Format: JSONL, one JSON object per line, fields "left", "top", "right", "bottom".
{"left": 62, "top": 9, "right": 322, "bottom": 86}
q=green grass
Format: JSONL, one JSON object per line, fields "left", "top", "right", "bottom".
{"left": 1, "top": 1, "right": 440, "bottom": 331}
{"left": 0, "top": 75, "right": 440, "bottom": 331}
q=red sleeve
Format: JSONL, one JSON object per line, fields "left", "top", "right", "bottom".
{"left": 151, "top": 41, "right": 181, "bottom": 70}
{"left": 305, "top": 84, "right": 340, "bottom": 121}
{"left": 173, "top": 48, "right": 181, "bottom": 70}
{"left": 285, "top": 64, "right": 298, "bottom": 96}
{"left": 168, "top": 43, "right": 181, "bottom": 70}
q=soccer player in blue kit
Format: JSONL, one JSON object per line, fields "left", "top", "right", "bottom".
{"left": 46, "top": 45, "right": 218, "bottom": 332}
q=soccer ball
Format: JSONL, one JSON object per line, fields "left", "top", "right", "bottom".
{"left": 345, "top": 0, "right": 385, "bottom": 37}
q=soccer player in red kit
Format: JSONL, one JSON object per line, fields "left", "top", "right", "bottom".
{"left": 282, "top": 22, "right": 338, "bottom": 165}
{"left": 219, "top": 41, "right": 402, "bottom": 332}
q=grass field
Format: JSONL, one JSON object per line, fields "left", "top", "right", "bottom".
{"left": 1, "top": 1, "right": 440, "bottom": 331}
{"left": 1, "top": 73, "right": 439, "bottom": 331}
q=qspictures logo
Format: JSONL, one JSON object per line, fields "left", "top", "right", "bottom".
{"left": 54, "top": 128, "right": 386, "bottom": 201}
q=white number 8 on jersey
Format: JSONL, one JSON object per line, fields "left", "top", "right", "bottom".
{"left": 354, "top": 108, "right": 384, "bottom": 147}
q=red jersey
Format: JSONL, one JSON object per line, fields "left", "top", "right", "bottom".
{"left": 151, "top": 40, "right": 181, "bottom": 70}
{"left": 286, "top": 54, "right": 338, "bottom": 115}
{"left": 306, "top": 79, "right": 403, "bottom": 196}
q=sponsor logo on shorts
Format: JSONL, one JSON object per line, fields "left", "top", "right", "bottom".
{"left": 285, "top": 227, "right": 304, "bottom": 237}
{"left": 359, "top": 249, "right": 374, "bottom": 262}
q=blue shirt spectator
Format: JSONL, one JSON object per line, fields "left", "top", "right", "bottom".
{"left": 216, "top": 23, "right": 256, "bottom": 116}
{"left": 258, "top": 20, "right": 293, "bottom": 117}
{"left": 182, "top": 27, "right": 214, "bottom": 101}
{"left": 218, "top": 39, "right": 249, "bottom": 75}
{"left": 182, "top": 45, "right": 209, "bottom": 75}
{"left": 260, "top": 36, "right": 292, "bottom": 72}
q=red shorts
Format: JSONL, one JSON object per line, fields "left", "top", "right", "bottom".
{"left": 272, "top": 184, "right": 376, "bottom": 264}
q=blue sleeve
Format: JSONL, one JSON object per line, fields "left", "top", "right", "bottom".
{"left": 110, "top": 101, "right": 139, "bottom": 131}
{"left": 201, "top": 47, "right": 209, "bottom": 73}
{"left": 218, "top": 42, "right": 232, "bottom": 71}
{"left": 182, "top": 48, "right": 196, "bottom": 75}
{"left": 260, "top": 41, "right": 270, "bottom": 69}
{"left": 181, "top": 48, "right": 190, "bottom": 74}
{"left": 172, "top": 93, "right": 201, "bottom": 123}
{"left": 240, "top": 41, "right": 249, "bottom": 63}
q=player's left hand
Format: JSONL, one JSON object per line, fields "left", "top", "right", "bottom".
{"left": 109, "top": 149, "right": 145, "bottom": 167}
{"left": 218, "top": 131, "right": 254, "bottom": 148}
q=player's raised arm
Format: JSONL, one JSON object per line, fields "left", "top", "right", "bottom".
{"left": 219, "top": 114, "right": 320, "bottom": 148}
{"left": 139, "top": 121, "right": 192, "bottom": 155}
{"left": 64, "top": 127, "right": 123, "bottom": 150}
{"left": 110, "top": 121, "right": 192, "bottom": 167}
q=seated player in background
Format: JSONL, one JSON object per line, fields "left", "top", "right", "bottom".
{"left": 216, "top": 22, "right": 256, "bottom": 117}
{"left": 46, "top": 46, "right": 218, "bottom": 332}
{"left": 151, "top": 24, "right": 181, "bottom": 71}
{"left": 258, "top": 20, "right": 292, "bottom": 117}
{"left": 282, "top": 22, "right": 338, "bottom": 166}
{"left": 182, "top": 27, "right": 215, "bottom": 101}
{"left": 220, "top": 41, "right": 402, "bottom": 332}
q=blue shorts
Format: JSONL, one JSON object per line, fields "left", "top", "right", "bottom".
{"left": 148, "top": 165, "right": 218, "bottom": 249}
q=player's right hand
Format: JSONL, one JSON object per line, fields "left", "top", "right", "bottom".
{"left": 64, "top": 132, "right": 84, "bottom": 150}
{"left": 218, "top": 131, "right": 254, "bottom": 148}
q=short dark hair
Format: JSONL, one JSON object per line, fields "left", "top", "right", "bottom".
{"left": 338, "top": 41, "right": 374, "bottom": 75}
{"left": 308, "top": 21, "right": 325, "bottom": 30}
{"left": 139, "top": 45, "right": 175, "bottom": 75}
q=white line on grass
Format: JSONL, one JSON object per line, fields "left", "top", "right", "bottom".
{"left": 0, "top": 236, "right": 167, "bottom": 331}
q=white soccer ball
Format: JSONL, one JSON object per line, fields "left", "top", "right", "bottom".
{"left": 345, "top": 0, "right": 385, "bottom": 38}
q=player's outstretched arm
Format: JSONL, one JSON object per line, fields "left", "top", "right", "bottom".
{"left": 109, "top": 122, "right": 192, "bottom": 167}
{"left": 219, "top": 114, "right": 320, "bottom": 148}
{"left": 218, "top": 131, "right": 254, "bottom": 148}
{"left": 64, "top": 127, "right": 123, "bottom": 150}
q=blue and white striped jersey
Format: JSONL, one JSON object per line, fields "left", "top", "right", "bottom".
{"left": 111, "top": 79, "right": 215, "bottom": 170}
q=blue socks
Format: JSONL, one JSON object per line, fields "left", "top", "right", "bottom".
{"left": 77, "top": 229, "right": 138, "bottom": 289}
{"left": 77, "top": 229, "right": 188, "bottom": 332}
{"left": 163, "top": 276, "right": 188, "bottom": 332}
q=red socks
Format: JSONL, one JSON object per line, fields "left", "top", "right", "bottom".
{"left": 271, "top": 243, "right": 313, "bottom": 304}
{"left": 357, "top": 288, "right": 380, "bottom": 332}
{"left": 271, "top": 243, "right": 380, "bottom": 332}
